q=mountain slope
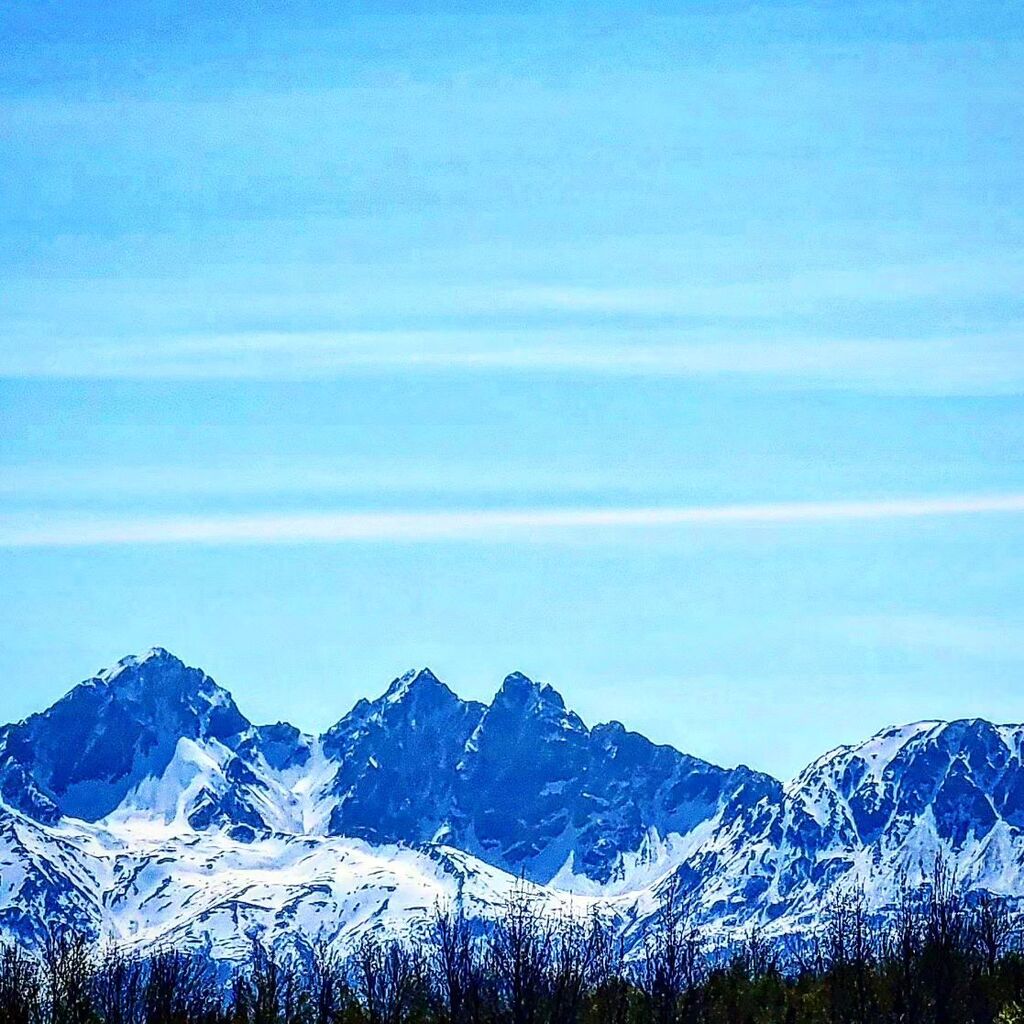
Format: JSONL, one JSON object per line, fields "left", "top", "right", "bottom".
{"left": 0, "top": 650, "right": 312, "bottom": 836}
{"left": 0, "top": 801, "right": 602, "bottom": 962}
{"left": 0, "top": 649, "right": 767, "bottom": 889}
{"left": 651, "top": 718, "right": 1024, "bottom": 937}
{"left": 2, "top": 649, "right": 1024, "bottom": 960}
{"left": 318, "top": 666, "right": 777, "bottom": 887}
{"left": 446, "top": 672, "right": 780, "bottom": 886}
{"left": 321, "top": 668, "right": 486, "bottom": 847}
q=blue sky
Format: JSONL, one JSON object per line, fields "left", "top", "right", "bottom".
{"left": 1, "top": 1, "right": 1022, "bottom": 778}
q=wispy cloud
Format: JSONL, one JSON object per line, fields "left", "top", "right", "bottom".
{"left": 2, "top": 330, "right": 1022, "bottom": 395}
{"left": 3, "top": 494, "right": 1022, "bottom": 548}
{"left": 495, "top": 258, "right": 1024, "bottom": 315}
{"left": 6, "top": 252, "right": 1023, "bottom": 326}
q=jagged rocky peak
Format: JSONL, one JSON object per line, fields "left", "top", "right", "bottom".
{"left": 382, "top": 667, "right": 464, "bottom": 708}
{"left": 322, "top": 667, "right": 482, "bottom": 750}
{"left": 497, "top": 669, "right": 542, "bottom": 694}
{"left": 97, "top": 645, "right": 178, "bottom": 683}
{"left": 497, "top": 669, "right": 561, "bottom": 702}
{"left": 320, "top": 668, "right": 485, "bottom": 845}
{"left": 0, "top": 648, "right": 251, "bottom": 823}
{"left": 488, "top": 671, "right": 587, "bottom": 735}
{"left": 82, "top": 646, "right": 248, "bottom": 735}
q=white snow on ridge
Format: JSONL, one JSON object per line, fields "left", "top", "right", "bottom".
{"left": 1, "top": 804, "right": 615, "bottom": 964}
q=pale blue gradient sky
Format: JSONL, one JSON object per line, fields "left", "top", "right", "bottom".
{"left": 1, "top": 2, "right": 1022, "bottom": 778}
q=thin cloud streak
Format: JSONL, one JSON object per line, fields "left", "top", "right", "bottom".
{"left": 3, "top": 494, "right": 1023, "bottom": 548}
{"left": 3, "top": 332, "right": 1022, "bottom": 396}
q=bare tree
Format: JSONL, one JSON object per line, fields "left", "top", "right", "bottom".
{"left": 821, "top": 887, "right": 878, "bottom": 1024}
{"left": 144, "top": 947, "right": 224, "bottom": 1024}
{"left": 636, "top": 876, "right": 704, "bottom": 1024}
{"left": 430, "top": 905, "right": 488, "bottom": 1024}
{"left": 42, "top": 933, "right": 95, "bottom": 1024}
{"left": 488, "top": 881, "right": 553, "bottom": 1024}
{"left": 923, "top": 856, "right": 971, "bottom": 1024}
{"left": 0, "top": 942, "right": 44, "bottom": 1024}
{"left": 351, "top": 934, "right": 427, "bottom": 1024}
{"left": 308, "top": 941, "right": 354, "bottom": 1024}
{"left": 973, "top": 897, "right": 1016, "bottom": 977}
{"left": 90, "top": 948, "right": 144, "bottom": 1024}
{"left": 582, "top": 910, "right": 629, "bottom": 1024}
{"left": 546, "top": 912, "right": 601, "bottom": 1024}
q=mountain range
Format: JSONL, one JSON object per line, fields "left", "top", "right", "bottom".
{"left": 1, "top": 648, "right": 1022, "bottom": 961}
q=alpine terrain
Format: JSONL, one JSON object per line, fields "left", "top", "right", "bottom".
{"left": 1, "top": 648, "right": 1022, "bottom": 962}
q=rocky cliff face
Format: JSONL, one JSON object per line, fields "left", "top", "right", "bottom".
{"left": 0, "top": 651, "right": 767, "bottom": 887}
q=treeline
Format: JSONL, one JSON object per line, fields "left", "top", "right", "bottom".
{"left": 3, "top": 864, "right": 1024, "bottom": 1024}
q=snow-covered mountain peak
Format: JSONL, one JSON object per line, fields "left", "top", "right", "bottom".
{"left": 96, "top": 645, "right": 177, "bottom": 684}
{"left": 788, "top": 717, "right": 1021, "bottom": 803}
{"left": 84, "top": 647, "right": 244, "bottom": 728}
{"left": 0, "top": 649, "right": 252, "bottom": 825}
{"left": 785, "top": 720, "right": 940, "bottom": 798}
{"left": 383, "top": 666, "right": 457, "bottom": 706}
